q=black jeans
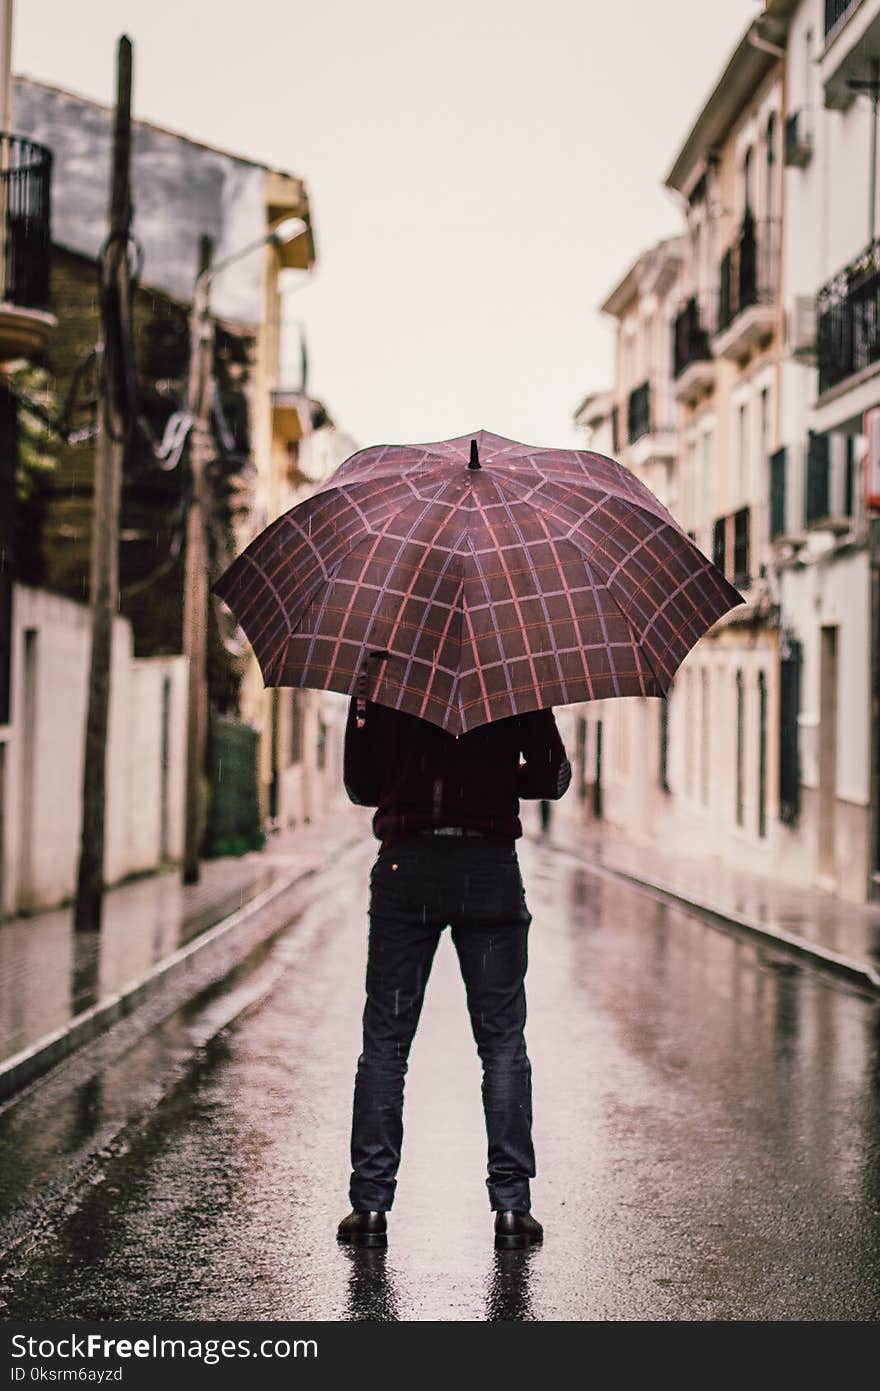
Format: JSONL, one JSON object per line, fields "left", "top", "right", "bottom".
{"left": 348, "top": 833, "right": 535, "bottom": 1213}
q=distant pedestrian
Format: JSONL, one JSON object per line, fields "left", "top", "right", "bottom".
{"left": 539, "top": 799, "right": 552, "bottom": 835}
{"left": 337, "top": 698, "right": 571, "bottom": 1250}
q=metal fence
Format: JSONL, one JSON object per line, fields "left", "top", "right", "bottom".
{"left": 716, "top": 210, "right": 778, "bottom": 335}
{"left": 672, "top": 295, "right": 713, "bottom": 379}
{"left": 817, "top": 238, "right": 880, "bottom": 395}
{"left": 0, "top": 133, "right": 52, "bottom": 312}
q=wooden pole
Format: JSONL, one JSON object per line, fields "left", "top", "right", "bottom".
{"left": 73, "top": 36, "right": 132, "bottom": 933}
{"left": 182, "top": 235, "right": 214, "bottom": 884}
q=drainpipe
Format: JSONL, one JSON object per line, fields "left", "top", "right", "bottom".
{"left": 747, "top": 23, "right": 786, "bottom": 62}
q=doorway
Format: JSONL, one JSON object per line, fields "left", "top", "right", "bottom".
{"left": 18, "top": 629, "right": 37, "bottom": 910}
{"left": 593, "top": 719, "right": 603, "bottom": 820}
{"left": 818, "top": 625, "right": 838, "bottom": 884}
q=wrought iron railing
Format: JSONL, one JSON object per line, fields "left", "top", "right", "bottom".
{"left": 0, "top": 133, "right": 52, "bottom": 312}
{"left": 817, "top": 237, "right": 880, "bottom": 394}
{"left": 715, "top": 210, "right": 778, "bottom": 335}
{"left": 824, "top": 0, "right": 859, "bottom": 37}
{"left": 672, "top": 295, "right": 713, "bottom": 379}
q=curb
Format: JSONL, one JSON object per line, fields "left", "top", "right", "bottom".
{"left": 530, "top": 831, "right": 880, "bottom": 995}
{"left": 0, "top": 830, "right": 366, "bottom": 1103}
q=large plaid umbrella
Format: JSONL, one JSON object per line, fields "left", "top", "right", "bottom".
{"left": 211, "top": 429, "right": 745, "bottom": 735}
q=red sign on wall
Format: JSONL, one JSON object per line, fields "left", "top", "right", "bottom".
{"left": 866, "top": 408, "right": 880, "bottom": 511}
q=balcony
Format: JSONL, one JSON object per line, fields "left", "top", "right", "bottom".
{"left": 0, "top": 134, "right": 54, "bottom": 359}
{"left": 821, "top": 0, "right": 880, "bottom": 109}
{"left": 711, "top": 210, "right": 779, "bottom": 363}
{"left": 672, "top": 294, "right": 716, "bottom": 405}
{"left": 624, "top": 377, "right": 676, "bottom": 470}
{"left": 817, "top": 237, "right": 880, "bottom": 396}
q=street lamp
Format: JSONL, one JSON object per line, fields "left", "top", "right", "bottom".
{"left": 182, "top": 215, "right": 310, "bottom": 884}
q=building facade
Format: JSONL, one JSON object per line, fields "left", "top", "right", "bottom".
{"left": 770, "top": 0, "right": 877, "bottom": 899}
{"left": 10, "top": 77, "right": 347, "bottom": 850}
{"left": 571, "top": 3, "right": 877, "bottom": 902}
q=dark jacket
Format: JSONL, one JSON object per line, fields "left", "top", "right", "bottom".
{"left": 343, "top": 697, "right": 571, "bottom": 849}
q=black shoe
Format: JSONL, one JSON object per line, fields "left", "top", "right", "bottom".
{"left": 494, "top": 1210, "right": 543, "bottom": 1249}
{"left": 337, "top": 1210, "right": 388, "bottom": 1248}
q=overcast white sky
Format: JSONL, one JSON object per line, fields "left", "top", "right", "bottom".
{"left": 15, "top": 0, "right": 759, "bottom": 451}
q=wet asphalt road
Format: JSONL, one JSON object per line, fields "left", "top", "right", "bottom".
{"left": 3, "top": 831, "right": 880, "bottom": 1321}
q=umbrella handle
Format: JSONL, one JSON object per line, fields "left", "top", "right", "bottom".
{"left": 356, "top": 649, "right": 391, "bottom": 727}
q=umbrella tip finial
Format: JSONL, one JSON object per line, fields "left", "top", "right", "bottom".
{"left": 468, "top": 439, "right": 480, "bottom": 470}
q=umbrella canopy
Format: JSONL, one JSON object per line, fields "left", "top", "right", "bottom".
{"left": 212, "top": 429, "right": 745, "bottom": 735}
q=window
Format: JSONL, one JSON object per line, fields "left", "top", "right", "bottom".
{"left": 659, "top": 695, "right": 670, "bottom": 794}
{"left": 713, "top": 516, "right": 726, "bottom": 575}
{"left": 623, "top": 330, "right": 637, "bottom": 391}
{"left": 779, "top": 633, "right": 802, "bottom": 826}
{"left": 316, "top": 715, "right": 327, "bottom": 771}
{"left": 643, "top": 312, "right": 654, "bottom": 378}
{"left": 769, "top": 447, "right": 787, "bottom": 540}
{"left": 701, "top": 427, "right": 713, "bottom": 530}
{"left": 757, "top": 670, "right": 767, "bottom": 839}
{"left": 700, "top": 667, "right": 711, "bottom": 806}
{"left": 616, "top": 702, "right": 629, "bottom": 776}
{"left": 743, "top": 145, "right": 753, "bottom": 214}
{"left": 684, "top": 436, "right": 697, "bottom": 526}
{"left": 735, "top": 669, "right": 745, "bottom": 827}
{"left": 692, "top": 220, "right": 703, "bottom": 298}
{"left": 738, "top": 399, "right": 750, "bottom": 500}
{"left": 804, "top": 28, "right": 813, "bottom": 109}
{"left": 806, "top": 430, "right": 830, "bottom": 523}
{"left": 685, "top": 669, "right": 695, "bottom": 798}
{"left": 289, "top": 690, "right": 302, "bottom": 764}
{"left": 765, "top": 113, "right": 777, "bottom": 221}
{"left": 760, "top": 387, "right": 771, "bottom": 460}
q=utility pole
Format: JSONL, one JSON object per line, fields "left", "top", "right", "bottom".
{"left": 74, "top": 36, "right": 133, "bottom": 933}
{"left": 182, "top": 235, "right": 214, "bottom": 884}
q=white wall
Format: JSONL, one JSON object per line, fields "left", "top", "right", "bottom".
{"left": 0, "top": 584, "right": 188, "bottom": 916}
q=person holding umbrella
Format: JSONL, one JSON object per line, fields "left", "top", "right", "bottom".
{"left": 336, "top": 695, "right": 571, "bottom": 1249}
{"left": 212, "top": 429, "right": 745, "bottom": 1251}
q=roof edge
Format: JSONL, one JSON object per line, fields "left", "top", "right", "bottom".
{"left": 662, "top": 14, "right": 787, "bottom": 195}
{"left": 12, "top": 71, "right": 307, "bottom": 186}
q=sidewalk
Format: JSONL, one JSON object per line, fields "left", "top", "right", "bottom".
{"left": 0, "top": 804, "right": 372, "bottom": 1095}
{"left": 525, "top": 803, "right": 880, "bottom": 993}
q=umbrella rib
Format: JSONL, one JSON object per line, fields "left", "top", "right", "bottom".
{"left": 494, "top": 466, "right": 685, "bottom": 535}
{"left": 482, "top": 480, "right": 576, "bottom": 706}
{"left": 488, "top": 471, "right": 667, "bottom": 699}
{"left": 493, "top": 470, "right": 698, "bottom": 646}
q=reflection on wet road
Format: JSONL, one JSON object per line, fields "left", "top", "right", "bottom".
{"left": 3, "top": 835, "right": 879, "bottom": 1320}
